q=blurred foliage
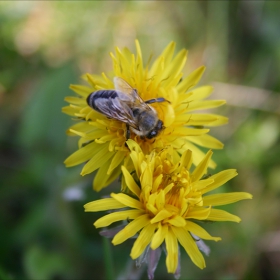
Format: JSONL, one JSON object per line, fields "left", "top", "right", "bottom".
{"left": 0, "top": 1, "right": 280, "bottom": 280}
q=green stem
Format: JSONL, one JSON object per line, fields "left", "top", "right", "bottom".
{"left": 102, "top": 237, "right": 115, "bottom": 280}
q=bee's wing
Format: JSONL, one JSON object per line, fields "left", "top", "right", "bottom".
{"left": 93, "top": 93, "right": 140, "bottom": 130}
{"left": 93, "top": 77, "right": 154, "bottom": 131}
{"left": 113, "top": 77, "right": 151, "bottom": 110}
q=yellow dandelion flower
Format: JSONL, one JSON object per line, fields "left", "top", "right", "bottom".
{"left": 84, "top": 140, "right": 252, "bottom": 276}
{"left": 63, "top": 40, "right": 228, "bottom": 191}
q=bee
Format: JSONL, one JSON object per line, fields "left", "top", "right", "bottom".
{"left": 87, "top": 77, "right": 170, "bottom": 139}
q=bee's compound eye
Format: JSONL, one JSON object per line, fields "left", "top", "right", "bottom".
{"left": 147, "top": 130, "right": 157, "bottom": 139}
{"left": 146, "top": 120, "right": 164, "bottom": 139}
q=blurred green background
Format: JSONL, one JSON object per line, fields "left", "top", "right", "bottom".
{"left": 1, "top": 1, "right": 280, "bottom": 280}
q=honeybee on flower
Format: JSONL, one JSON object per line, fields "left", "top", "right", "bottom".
{"left": 87, "top": 76, "right": 170, "bottom": 139}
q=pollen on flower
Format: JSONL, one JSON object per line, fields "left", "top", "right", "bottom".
{"left": 93, "top": 119, "right": 127, "bottom": 151}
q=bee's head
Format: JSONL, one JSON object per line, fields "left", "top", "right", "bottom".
{"left": 146, "top": 120, "right": 163, "bottom": 139}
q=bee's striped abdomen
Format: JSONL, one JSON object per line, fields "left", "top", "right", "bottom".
{"left": 87, "top": 90, "right": 118, "bottom": 112}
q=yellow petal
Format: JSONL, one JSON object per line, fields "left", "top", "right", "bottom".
{"left": 121, "top": 166, "right": 141, "bottom": 198}
{"left": 201, "top": 169, "right": 238, "bottom": 194}
{"left": 107, "top": 150, "right": 125, "bottom": 175}
{"left": 101, "top": 72, "right": 114, "bottom": 88}
{"left": 187, "top": 100, "right": 226, "bottom": 111}
{"left": 149, "top": 56, "right": 164, "bottom": 79}
{"left": 179, "top": 142, "right": 216, "bottom": 169}
{"left": 94, "top": 209, "right": 143, "bottom": 228}
{"left": 187, "top": 134, "right": 224, "bottom": 149}
{"left": 176, "top": 91, "right": 193, "bottom": 104}
{"left": 177, "top": 114, "right": 228, "bottom": 127}
{"left": 130, "top": 223, "right": 158, "bottom": 259}
{"left": 203, "top": 192, "right": 253, "bottom": 206}
{"left": 68, "top": 129, "right": 88, "bottom": 138}
{"left": 187, "top": 206, "right": 211, "bottom": 220}
{"left": 126, "top": 140, "right": 143, "bottom": 178}
{"left": 140, "top": 164, "right": 153, "bottom": 189}
{"left": 191, "top": 178, "right": 214, "bottom": 191}
{"left": 168, "top": 215, "right": 186, "bottom": 227}
{"left": 84, "top": 198, "right": 125, "bottom": 212}
{"left": 135, "top": 40, "right": 143, "bottom": 75}
{"left": 69, "top": 84, "right": 93, "bottom": 97}
{"left": 176, "top": 114, "right": 217, "bottom": 126}
{"left": 64, "top": 141, "right": 99, "bottom": 167}
{"left": 179, "top": 149, "right": 193, "bottom": 171}
{"left": 162, "top": 104, "right": 175, "bottom": 127}
{"left": 67, "top": 122, "right": 94, "bottom": 134}
{"left": 64, "top": 96, "right": 87, "bottom": 106}
{"left": 152, "top": 174, "right": 163, "bottom": 193}
{"left": 169, "top": 127, "right": 209, "bottom": 137}
{"left": 186, "top": 221, "right": 221, "bottom": 241}
{"left": 172, "top": 226, "right": 205, "bottom": 269}
{"left": 150, "top": 209, "right": 173, "bottom": 224}
{"left": 187, "top": 85, "right": 213, "bottom": 101}
{"left": 62, "top": 105, "right": 79, "bottom": 116}
{"left": 177, "top": 66, "right": 205, "bottom": 93}
{"left": 86, "top": 73, "right": 112, "bottom": 89}
{"left": 191, "top": 150, "right": 213, "bottom": 182}
{"left": 188, "top": 114, "right": 227, "bottom": 127}
{"left": 111, "top": 193, "right": 144, "bottom": 210}
{"left": 93, "top": 161, "right": 121, "bottom": 191}
{"left": 112, "top": 214, "right": 150, "bottom": 245}
{"left": 205, "top": 115, "right": 228, "bottom": 126}
{"left": 81, "top": 143, "right": 114, "bottom": 175}
{"left": 151, "top": 223, "right": 168, "bottom": 249}
{"left": 149, "top": 41, "right": 176, "bottom": 78}
{"left": 159, "top": 41, "right": 176, "bottom": 66}
{"left": 165, "top": 228, "right": 179, "bottom": 273}
{"left": 207, "top": 209, "right": 241, "bottom": 223}
{"left": 95, "top": 134, "right": 115, "bottom": 144}
{"left": 146, "top": 202, "right": 158, "bottom": 216}
{"left": 162, "top": 49, "right": 187, "bottom": 80}
{"left": 155, "top": 189, "right": 166, "bottom": 210}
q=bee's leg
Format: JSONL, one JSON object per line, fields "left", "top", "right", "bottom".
{"left": 126, "top": 124, "right": 130, "bottom": 140}
{"left": 145, "top": 98, "right": 171, "bottom": 104}
{"left": 124, "top": 125, "right": 130, "bottom": 148}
